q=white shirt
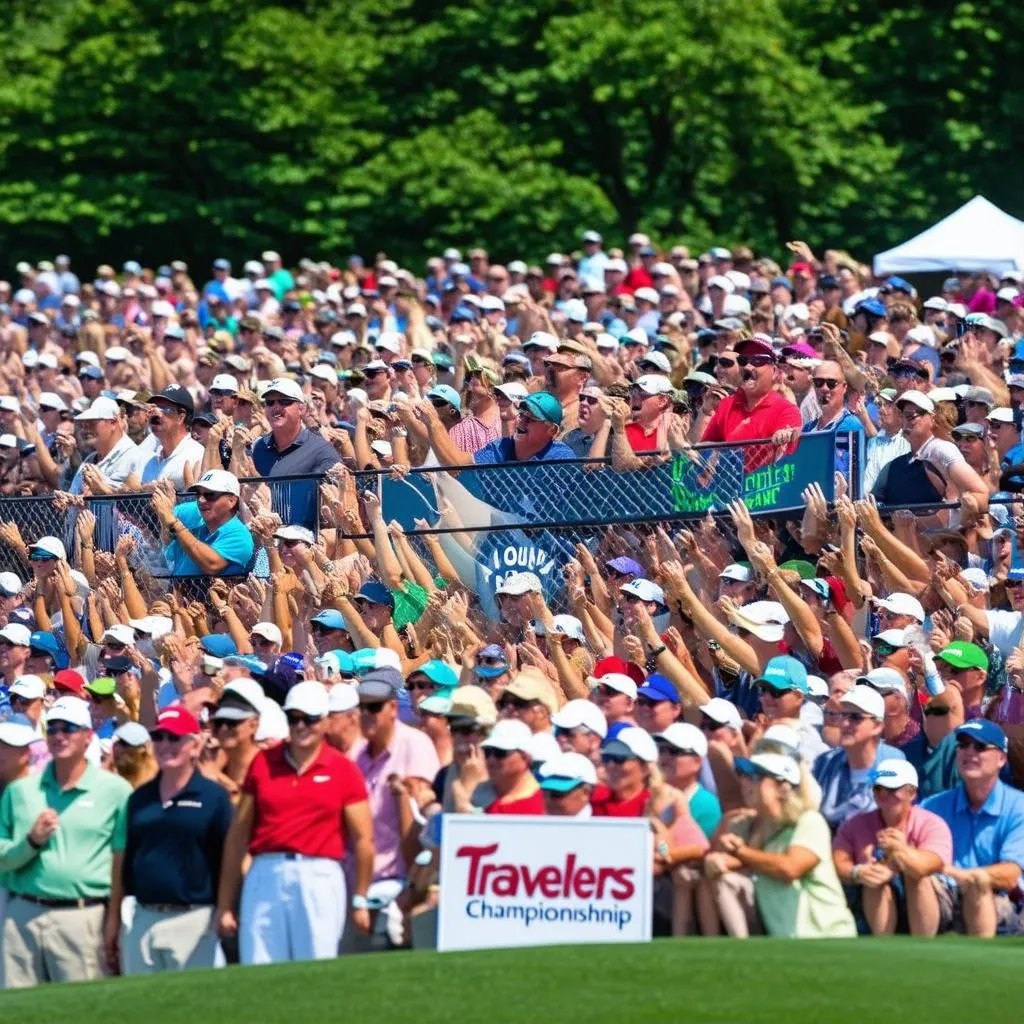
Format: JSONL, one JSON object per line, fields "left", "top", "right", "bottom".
{"left": 69, "top": 434, "right": 145, "bottom": 494}
{"left": 140, "top": 434, "right": 205, "bottom": 489}
{"left": 986, "top": 608, "right": 1023, "bottom": 657}
{"left": 864, "top": 429, "right": 911, "bottom": 495}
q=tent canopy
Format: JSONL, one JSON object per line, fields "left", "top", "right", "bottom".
{"left": 873, "top": 195, "right": 1024, "bottom": 276}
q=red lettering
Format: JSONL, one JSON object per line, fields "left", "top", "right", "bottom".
{"left": 562, "top": 853, "right": 576, "bottom": 898}
{"left": 573, "top": 866, "right": 595, "bottom": 899}
{"left": 608, "top": 867, "right": 636, "bottom": 900}
{"left": 537, "top": 866, "right": 561, "bottom": 899}
{"left": 455, "top": 843, "right": 499, "bottom": 895}
{"left": 491, "top": 865, "right": 519, "bottom": 896}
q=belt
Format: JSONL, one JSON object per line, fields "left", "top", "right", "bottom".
{"left": 258, "top": 852, "right": 335, "bottom": 862}
{"left": 138, "top": 903, "right": 208, "bottom": 914}
{"left": 13, "top": 893, "right": 106, "bottom": 909}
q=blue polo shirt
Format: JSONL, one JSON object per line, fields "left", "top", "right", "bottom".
{"left": 252, "top": 427, "right": 341, "bottom": 528}
{"left": 163, "top": 502, "right": 254, "bottom": 577}
{"left": 813, "top": 741, "right": 906, "bottom": 832}
{"left": 122, "top": 770, "right": 233, "bottom": 906}
{"left": 922, "top": 780, "right": 1024, "bottom": 880}
{"left": 473, "top": 437, "right": 576, "bottom": 465}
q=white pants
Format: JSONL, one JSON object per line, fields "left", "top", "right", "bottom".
{"left": 240, "top": 854, "right": 346, "bottom": 965}
{"left": 121, "top": 905, "right": 218, "bottom": 975}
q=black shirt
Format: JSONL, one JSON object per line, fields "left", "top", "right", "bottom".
{"left": 123, "top": 770, "right": 233, "bottom": 906}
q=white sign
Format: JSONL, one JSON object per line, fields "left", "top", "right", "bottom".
{"left": 437, "top": 814, "right": 652, "bottom": 952}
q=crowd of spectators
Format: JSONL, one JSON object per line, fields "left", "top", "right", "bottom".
{"left": 0, "top": 238, "right": 1020, "bottom": 987}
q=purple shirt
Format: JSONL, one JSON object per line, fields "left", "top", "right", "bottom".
{"left": 352, "top": 722, "right": 440, "bottom": 881}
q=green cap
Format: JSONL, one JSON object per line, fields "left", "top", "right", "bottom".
{"left": 936, "top": 642, "right": 989, "bottom": 672}
{"left": 85, "top": 676, "right": 116, "bottom": 697}
{"left": 521, "top": 391, "right": 563, "bottom": 426}
{"left": 779, "top": 559, "right": 817, "bottom": 581}
{"left": 877, "top": 388, "right": 898, "bottom": 404}
{"left": 432, "top": 352, "right": 454, "bottom": 370}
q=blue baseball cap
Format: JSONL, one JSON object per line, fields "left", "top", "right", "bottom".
{"left": 606, "top": 556, "right": 644, "bottom": 579}
{"left": 200, "top": 634, "right": 237, "bottom": 659}
{"left": 855, "top": 297, "right": 887, "bottom": 318}
{"left": 356, "top": 581, "right": 395, "bottom": 611}
{"left": 224, "top": 654, "right": 268, "bottom": 676}
{"left": 605, "top": 721, "right": 631, "bottom": 741}
{"left": 476, "top": 643, "right": 509, "bottom": 679}
{"left": 885, "top": 276, "right": 914, "bottom": 295}
{"left": 426, "top": 384, "right": 461, "bottom": 411}
{"left": 755, "top": 655, "right": 808, "bottom": 695}
{"left": 311, "top": 609, "right": 347, "bottom": 631}
{"left": 79, "top": 365, "right": 104, "bottom": 380}
{"left": 450, "top": 305, "right": 478, "bottom": 324}
{"left": 955, "top": 719, "right": 1008, "bottom": 752}
{"left": 28, "top": 631, "right": 59, "bottom": 660}
{"left": 411, "top": 659, "right": 459, "bottom": 689}
{"left": 521, "top": 391, "right": 563, "bottom": 426}
{"left": 279, "top": 651, "right": 306, "bottom": 674}
{"left": 1007, "top": 567, "right": 1024, "bottom": 584}
{"left": 637, "top": 674, "right": 680, "bottom": 704}
{"left": 317, "top": 650, "right": 356, "bottom": 677}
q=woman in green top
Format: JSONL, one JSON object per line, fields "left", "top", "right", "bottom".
{"left": 703, "top": 752, "right": 856, "bottom": 938}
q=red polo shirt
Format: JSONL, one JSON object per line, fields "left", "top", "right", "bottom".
{"left": 486, "top": 789, "right": 546, "bottom": 815}
{"left": 625, "top": 421, "right": 659, "bottom": 453}
{"left": 244, "top": 742, "right": 368, "bottom": 860}
{"left": 700, "top": 389, "right": 801, "bottom": 469}
{"left": 590, "top": 785, "right": 650, "bottom": 817}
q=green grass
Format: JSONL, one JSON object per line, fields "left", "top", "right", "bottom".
{"left": 0, "top": 937, "right": 1019, "bottom": 1023}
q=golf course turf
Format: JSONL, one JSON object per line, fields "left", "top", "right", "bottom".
{"left": 0, "top": 936, "right": 1018, "bottom": 1023}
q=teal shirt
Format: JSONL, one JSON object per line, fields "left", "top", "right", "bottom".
{"left": 269, "top": 268, "right": 296, "bottom": 301}
{"left": 0, "top": 762, "right": 132, "bottom": 900}
{"left": 688, "top": 784, "right": 722, "bottom": 840}
{"left": 164, "top": 501, "right": 255, "bottom": 577}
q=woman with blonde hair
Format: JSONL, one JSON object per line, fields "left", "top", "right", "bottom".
{"left": 701, "top": 752, "right": 855, "bottom": 938}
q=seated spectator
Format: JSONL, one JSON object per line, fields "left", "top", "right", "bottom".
{"left": 551, "top": 698, "right": 607, "bottom": 762}
{"left": 479, "top": 719, "right": 544, "bottom": 814}
{"left": 833, "top": 760, "right": 953, "bottom": 936}
{"left": 922, "top": 721, "right": 1024, "bottom": 936}
{"left": 538, "top": 752, "right": 597, "bottom": 817}
{"left": 591, "top": 726, "right": 658, "bottom": 817}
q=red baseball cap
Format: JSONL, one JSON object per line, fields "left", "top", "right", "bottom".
{"left": 53, "top": 669, "right": 86, "bottom": 697}
{"left": 594, "top": 656, "right": 645, "bottom": 688}
{"left": 154, "top": 706, "right": 201, "bottom": 737}
{"left": 788, "top": 262, "right": 815, "bottom": 277}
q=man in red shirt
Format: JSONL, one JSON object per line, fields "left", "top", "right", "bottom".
{"left": 625, "top": 375, "right": 674, "bottom": 452}
{"left": 590, "top": 727, "right": 659, "bottom": 816}
{"left": 216, "top": 682, "right": 374, "bottom": 965}
{"left": 700, "top": 336, "right": 802, "bottom": 470}
{"left": 480, "top": 720, "right": 545, "bottom": 815}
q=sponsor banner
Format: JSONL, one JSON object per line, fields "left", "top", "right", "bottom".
{"left": 437, "top": 814, "right": 652, "bottom": 952}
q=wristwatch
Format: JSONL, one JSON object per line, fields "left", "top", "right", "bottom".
{"left": 351, "top": 894, "right": 369, "bottom": 910}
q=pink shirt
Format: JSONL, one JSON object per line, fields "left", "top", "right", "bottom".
{"left": 833, "top": 805, "right": 953, "bottom": 866}
{"left": 352, "top": 721, "right": 441, "bottom": 881}
{"left": 448, "top": 413, "right": 499, "bottom": 455}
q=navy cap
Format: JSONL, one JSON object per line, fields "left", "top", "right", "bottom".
{"left": 200, "top": 634, "right": 237, "bottom": 659}
{"left": 279, "top": 651, "right": 306, "bottom": 674}
{"left": 636, "top": 674, "right": 680, "bottom": 704}
{"left": 606, "top": 556, "right": 644, "bottom": 579}
{"left": 818, "top": 274, "right": 839, "bottom": 290}
{"left": 103, "top": 655, "right": 135, "bottom": 674}
{"left": 955, "top": 719, "right": 1008, "bottom": 753}
{"left": 450, "top": 305, "right": 479, "bottom": 324}
{"left": 262, "top": 657, "right": 300, "bottom": 704}
{"left": 356, "top": 581, "right": 395, "bottom": 611}
{"left": 9, "top": 607, "right": 34, "bottom": 629}
{"left": 192, "top": 412, "right": 217, "bottom": 428}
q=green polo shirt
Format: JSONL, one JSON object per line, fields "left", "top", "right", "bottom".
{"left": 0, "top": 762, "right": 132, "bottom": 900}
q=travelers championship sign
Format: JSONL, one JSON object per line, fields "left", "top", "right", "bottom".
{"left": 377, "top": 431, "right": 856, "bottom": 621}
{"left": 437, "top": 815, "right": 653, "bottom": 952}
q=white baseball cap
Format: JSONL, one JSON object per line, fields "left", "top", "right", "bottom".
{"left": 113, "top": 722, "right": 151, "bottom": 747}
{"left": 593, "top": 672, "right": 638, "bottom": 700}
{"left": 495, "top": 571, "right": 542, "bottom": 597}
{"left": 638, "top": 351, "right": 672, "bottom": 374}
{"left": 250, "top": 622, "right": 283, "bottom": 646}
{"left": 761, "top": 723, "right": 803, "bottom": 755}
{"left": 840, "top": 685, "right": 886, "bottom": 720}
{"left": 210, "top": 374, "right": 240, "bottom": 394}
{"left": 75, "top": 397, "right": 121, "bottom": 421}
{"left": 38, "top": 392, "right": 68, "bottom": 412}
{"left": 48, "top": 696, "right": 92, "bottom": 729}
{"left": 255, "top": 700, "right": 289, "bottom": 743}
{"left": 10, "top": 674, "right": 46, "bottom": 700}
{"left": 283, "top": 681, "right": 329, "bottom": 718}
{"left": 102, "top": 624, "right": 136, "bottom": 646}
{"left": 127, "top": 615, "right": 173, "bottom": 640}
{"left": 550, "top": 698, "right": 608, "bottom": 738}
{"left": 104, "top": 346, "right": 131, "bottom": 362}
{"left": 262, "top": 377, "right": 306, "bottom": 404}
{"left": 495, "top": 382, "right": 529, "bottom": 403}
{"left": 309, "top": 364, "right": 339, "bottom": 385}
{"left": 538, "top": 752, "right": 598, "bottom": 789}
{"left": 620, "top": 579, "right": 666, "bottom": 606}
{"left": 633, "top": 374, "right": 674, "bottom": 396}
{"left": 190, "top": 470, "right": 240, "bottom": 497}
{"left": 872, "top": 593, "right": 925, "bottom": 622}
{"left": 855, "top": 667, "right": 907, "bottom": 696}
{"left": 274, "top": 525, "right": 316, "bottom": 545}
{"left": 603, "top": 726, "right": 658, "bottom": 764}
{"left": 871, "top": 758, "right": 919, "bottom": 790}
{"left": 328, "top": 683, "right": 359, "bottom": 714}
{"left": 523, "top": 331, "right": 559, "bottom": 352}
{"left": 481, "top": 719, "right": 533, "bottom": 753}
{"left": 896, "top": 390, "right": 935, "bottom": 414}
{"left": 375, "top": 332, "right": 403, "bottom": 355}
{"left": 0, "top": 715, "right": 40, "bottom": 748}
{"left": 699, "top": 698, "right": 742, "bottom": 731}
{"left": 719, "top": 563, "right": 752, "bottom": 583}
{"left": 735, "top": 752, "right": 800, "bottom": 785}
{"left": 0, "top": 572, "right": 22, "bottom": 597}
{"left": 532, "top": 614, "right": 585, "bottom": 643}
{"left": 654, "top": 722, "right": 708, "bottom": 759}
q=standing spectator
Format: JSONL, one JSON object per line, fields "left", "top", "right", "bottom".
{"left": 105, "top": 707, "right": 232, "bottom": 975}
{"left": 0, "top": 697, "right": 131, "bottom": 988}
{"left": 922, "top": 721, "right": 1024, "bottom": 936}
{"left": 216, "top": 682, "right": 374, "bottom": 964}
{"left": 140, "top": 384, "right": 204, "bottom": 489}
{"left": 833, "top": 760, "right": 952, "bottom": 936}
{"left": 813, "top": 685, "right": 906, "bottom": 831}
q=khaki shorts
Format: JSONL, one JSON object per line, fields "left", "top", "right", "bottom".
{"left": 935, "top": 877, "right": 1023, "bottom": 935}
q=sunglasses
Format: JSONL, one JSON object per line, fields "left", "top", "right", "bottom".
{"left": 813, "top": 378, "right": 842, "bottom": 390}
{"left": 756, "top": 683, "right": 792, "bottom": 699}
{"left": 47, "top": 722, "right": 84, "bottom": 736}
{"left": 955, "top": 735, "right": 996, "bottom": 752}
{"left": 497, "top": 694, "right": 534, "bottom": 711}
{"left": 737, "top": 355, "right": 774, "bottom": 368}
{"left": 716, "top": 358, "right": 737, "bottom": 369}
{"left": 579, "top": 395, "right": 600, "bottom": 406}
{"left": 411, "top": 356, "right": 431, "bottom": 366}
{"left": 360, "top": 702, "right": 386, "bottom": 715}
{"left": 364, "top": 369, "right": 386, "bottom": 379}
{"left": 601, "top": 753, "right": 631, "bottom": 766}
{"left": 700, "top": 717, "right": 727, "bottom": 731}
{"left": 451, "top": 722, "right": 483, "bottom": 737}
{"left": 477, "top": 656, "right": 507, "bottom": 668}
{"left": 593, "top": 684, "right": 624, "bottom": 699}
{"left": 483, "top": 747, "right": 514, "bottom": 760}
{"left": 151, "top": 731, "right": 185, "bottom": 744}
{"left": 263, "top": 398, "right": 297, "bottom": 409}
{"left": 213, "top": 719, "right": 240, "bottom": 732}
{"left": 1004, "top": 580, "right": 1024, "bottom": 591}
{"left": 311, "top": 623, "right": 343, "bottom": 635}
{"left": 277, "top": 538, "right": 304, "bottom": 548}
{"left": 872, "top": 641, "right": 899, "bottom": 657}
{"left": 838, "top": 711, "right": 869, "bottom": 723}
{"left": 406, "top": 678, "right": 437, "bottom": 692}
{"left": 636, "top": 696, "right": 665, "bottom": 708}
{"left": 286, "top": 712, "right": 323, "bottom": 727}
{"left": 250, "top": 635, "right": 277, "bottom": 646}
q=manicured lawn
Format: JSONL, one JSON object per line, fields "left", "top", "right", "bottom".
{"left": 0, "top": 937, "right": 1018, "bottom": 1023}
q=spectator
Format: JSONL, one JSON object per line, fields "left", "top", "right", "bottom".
{"left": 538, "top": 752, "right": 598, "bottom": 816}
{"left": 151, "top": 470, "right": 255, "bottom": 577}
{"left": 922, "top": 721, "right": 1024, "bottom": 936}
{"left": 591, "top": 726, "right": 658, "bottom": 816}
{"left": 106, "top": 707, "right": 232, "bottom": 975}
{"left": 216, "top": 682, "right": 374, "bottom": 965}
{"left": 69, "top": 396, "right": 144, "bottom": 495}
{"left": 0, "top": 697, "right": 132, "bottom": 988}
{"left": 833, "top": 759, "right": 952, "bottom": 936}
{"left": 480, "top": 719, "right": 544, "bottom": 814}
{"left": 551, "top": 699, "right": 607, "bottom": 762}
{"left": 140, "top": 384, "right": 204, "bottom": 488}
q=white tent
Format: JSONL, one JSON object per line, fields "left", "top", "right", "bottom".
{"left": 873, "top": 195, "right": 1024, "bottom": 276}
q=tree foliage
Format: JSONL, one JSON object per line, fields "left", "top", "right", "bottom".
{"left": 0, "top": 0, "right": 1010, "bottom": 267}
